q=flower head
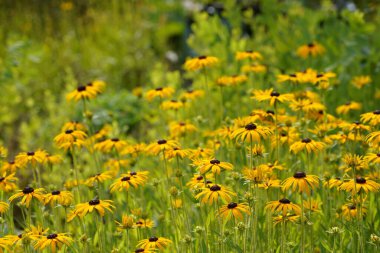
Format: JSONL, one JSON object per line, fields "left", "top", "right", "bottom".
{"left": 282, "top": 172, "right": 319, "bottom": 195}
{"left": 184, "top": 55, "right": 218, "bottom": 71}
{"left": 218, "top": 202, "right": 250, "bottom": 221}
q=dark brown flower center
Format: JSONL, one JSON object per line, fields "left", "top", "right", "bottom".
{"left": 210, "top": 159, "right": 220, "bottom": 165}
{"left": 345, "top": 101, "right": 351, "bottom": 105}
{"left": 353, "top": 121, "right": 360, "bottom": 125}
{"left": 227, "top": 202, "right": 238, "bottom": 209}
{"left": 51, "top": 190, "right": 61, "bottom": 195}
{"left": 121, "top": 176, "right": 131, "bottom": 181}
{"left": 196, "top": 176, "right": 203, "bottom": 180}
{"left": 149, "top": 236, "right": 159, "bottom": 242}
{"left": 377, "top": 153, "right": 380, "bottom": 157}
{"left": 373, "top": 109, "right": 380, "bottom": 115}
{"left": 198, "top": 55, "right": 207, "bottom": 59}
{"left": 0, "top": 177, "right": 4, "bottom": 182}
{"left": 47, "top": 233, "right": 58, "bottom": 239}
{"left": 316, "top": 74, "right": 324, "bottom": 78}
{"left": 136, "top": 221, "right": 143, "bottom": 225}
{"left": 89, "top": 199, "right": 100, "bottom": 205}
{"left": 356, "top": 177, "right": 366, "bottom": 184}
{"left": 301, "top": 138, "right": 311, "bottom": 143}
{"left": 245, "top": 123, "right": 257, "bottom": 130}
{"left": 206, "top": 180, "right": 213, "bottom": 184}
{"left": 270, "top": 91, "right": 280, "bottom": 97}
{"left": 27, "top": 152, "right": 35, "bottom": 156}
{"left": 18, "top": 234, "right": 22, "bottom": 238}
{"left": 348, "top": 204, "right": 356, "bottom": 210}
{"left": 155, "top": 87, "right": 163, "bottom": 91}
{"left": 266, "top": 110, "right": 275, "bottom": 115}
{"left": 111, "top": 138, "right": 119, "bottom": 142}
{"left": 130, "top": 172, "right": 137, "bottom": 176}
{"left": 289, "top": 74, "right": 297, "bottom": 77}
{"left": 179, "top": 122, "right": 186, "bottom": 126}
{"left": 23, "top": 186, "right": 34, "bottom": 194}
{"left": 77, "top": 86, "right": 86, "bottom": 92}
{"left": 246, "top": 50, "right": 253, "bottom": 53}
{"left": 135, "top": 248, "right": 145, "bottom": 252}
{"left": 293, "top": 172, "right": 306, "bottom": 178}
{"left": 65, "top": 129, "right": 74, "bottom": 134}
{"left": 279, "top": 198, "right": 291, "bottom": 204}
{"left": 210, "top": 184, "right": 221, "bottom": 191}
{"left": 307, "top": 43, "right": 315, "bottom": 47}
{"left": 9, "top": 161, "right": 15, "bottom": 165}
{"left": 157, "top": 139, "right": 167, "bottom": 145}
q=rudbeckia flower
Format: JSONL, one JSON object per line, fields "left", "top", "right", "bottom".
{"left": 365, "top": 152, "right": 380, "bottom": 164}
{"left": 110, "top": 173, "right": 146, "bottom": 192}
{"left": 0, "top": 172, "right": 18, "bottom": 192}
{"left": 218, "top": 202, "right": 250, "bottom": 221}
{"left": 232, "top": 123, "right": 272, "bottom": 143}
{"left": 336, "top": 101, "right": 362, "bottom": 115}
{"left": 160, "top": 100, "right": 184, "bottom": 111}
{"left": 115, "top": 214, "right": 135, "bottom": 231}
{"left": 289, "top": 138, "right": 325, "bottom": 154}
{"left": 43, "top": 190, "right": 73, "bottom": 206}
{"left": 15, "top": 150, "right": 47, "bottom": 167}
{"left": 235, "top": 50, "right": 263, "bottom": 61}
{"left": 9, "top": 187, "right": 45, "bottom": 208}
{"left": 1, "top": 160, "right": 22, "bottom": 174}
{"left": 273, "top": 214, "right": 299, "bottom": 226}
{"left": 145, "top": 87, "right": 175, "bottom": 101}
{"left": 137, "top": 236, "right": 172, "bottom": 250}
{"left": 251, "top": 89, "right": 293, "bottom": 106}
{"left": 361, "top": 109, "right": 380, "bottom": 126}
{"left": 66, "top": 85, "right": 97, "bottom": 101}
{"left": 33, "top": 233, "right": 73, "bottom": 253}
{"left": 339, "top": 177, "right": 380, "bottom": 194}
{"left": 135, "top": 219, "right": 155, "bottom": 229}
{"left": 180, "top": 89, "right": 205, "bottom": 101}
{"left": 54, "top": 130, "right": 87, "bottom": 151}
{"left": 94, "top": 138, "right": 128, "bottom": 153}
{"left": 67, "top": 199, "right": 114, "bottom": 222}
{"left": 241, "top": 63, "right": 267, "bottom": 73}
{"left": 85, "top": 171, "right": 113, "bottom": 186}
{"left": 145, "top": 139, "right": 179, "bottom": 155}
{"left": 282, "top": 172, "right": 319, "bottom": 195}
{"left": 216, "top": 75, "right": 247, "bottom": 87}
{"left": 341, "top": 203, "right": 367, "bottom": 221}
{"left": 184, "top": 55, "right": 218, "bottom": 71}
{"left": 196, "top": 159, "right": 233, "bottom": 175}
{"left": 195, "top": 184, "right": 236, "bottom": 204}
{"left": 352, "top": 75, "right": 371, "bottom": 89}
{"left": 265, "top": 198, "right": 301, "bottom": 216}
{"left": 0, "top": 202, "right": 9, "bottom": 214}
{"left": 296, "top": 42, "right": 325, "bottom": 58}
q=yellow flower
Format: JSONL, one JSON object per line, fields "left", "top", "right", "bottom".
{"left": 273, "top": 214, "right": 299, "bottom": 226}
{"left": 61, "top": 121, "right": 87, "bottom": 132}
{"left": 343, "top": 153, "right": 368, "bottom": 170}
{"left": 1, "top": 160, "right": 22, "bottom": 174}
{"left": 365, "top": 152, "right": 380, "bottom": 164}
{"left": 9, "top": 187, "right": 45, "bottom": 208}
{"left": 296, "top": 42, "right": 325, "bottom": 58}
{"left": 265, "top": 198, "right": 301, "bottom": 216}
{"left": 94, "top": 138, "right": 128, "bottom": 153}
{"left": 66, "top": 85, "right": 97, "bottom": 101}
{"left": 110, "top": 173, "right": 146, "bottom": 192}
{"left": 218, "top": 202, "right": 250, "bottom": 221}
{"left": 190, "top": 147, "right": 214, "bottom": 159}
{"left": 0, "top": 172, "right": 18, "bottom": 192}
{"left": 54, "top": 129, "right": 87, "bottom": 151}
{"left": 361, "top": 110, "right": 380, "bottom": 126}
{"left": 289, "top": 99, "right": 325, "bottom": 113}
{"left": 85, "top": 171, "right": 113, "bottom": 186}
{"left": 186, "top": 174, "right": 212, "bottom": 190}
{"left": 289, "top": 138, "right": 325, "bottom": 154}
{"left": 352, "top": 75, "right": 371, "bottom": 89}
{"left": 15, "top": 150, "right": 47, "bottom": 167}
{"left": 366, "top": 131, "right": 380, "bottom": 145}
{"left": 195, "top": 184, "right": 236, "bottom": 204}
{"left": 336, "top": 101, "right": 362, "bottom": 115}
{"left": 339, "top": 177, "right": 380, "bottom": 194}
{"left": 323, "top": 177, "right": 343, "bottom": 189}
{"left": 258, "top": 179, "right": 281, "bottom": 190}
{"left": 241, "top": 63, "right": 267, "bottom": 73}
{"left": 282, "top": 172, "right": 319, "bottom": 195}
{"left": 43, "top": 190, "right": 73, "bottom": 206}
{"left": 145, "top": 139, "right": 179, "bottom": 155}
{"left": 251, "top": 89, "right": 293, "bottom": 106}
{"left": 0, "top": 238, "right": 10, "bottom": 252}
{"left": 67, "top": 199, "right": 114, "bottom": 222}
{"left": 235, "top": 50, "right": 263, "bottom": 61}
{"left": 184, "top": 55, "right": 218, "bottom": 71}
{"left": 165, "top": 147, "right": 192, "bottom": 160}
{"left": 232, "top": 123, "right": 272, "bottom": 143}
{"left": 242, "top": 167, "right": 265, "bottom": 183}
{"left": 135, "top": 219, "right": 155, "bottom": 228}
{"left": 145, "top": 87, "right": 175, "bottom": 101}
{"left": 216, "top": 75, "right": 247, "bottom": 87}
{"left": 0, "top": 202, "right": 9, "bottom": 214}
{"left": 180, "top": 89, "right": 205, "bottom": 101}
{"left": 34, "top": 233, "right": 73, "bottom": 253}
{"left": 24, "top": 224, "right": 49, "bottom": 240}
{"left": 160, "top": 100, "right": 184, "bottom": 110}
{"left": 341, "top": 203, "right": 367, "bottom": 221}
{"left": 303, "top": 199, "right": 322, "bottom": 213}
{"left": 115, "top": 214, "right": 135, "bottom": 231}
{"left": 43, "top": 154, "right": 63, "bottom": 166}
{"left": 196, "top": 158, "right": 233, "bottom": 175}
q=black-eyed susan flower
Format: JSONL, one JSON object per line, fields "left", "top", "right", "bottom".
{"left": 62, "top": 121, "right": 87, "bottom": 132}
{"left": 190, "top": 147, "right": 214, "bottom": 159}
{"left": 303, "top": 199, "right": 322, "bottom": 213}
{"left": 115, "top": 214, "right": 135, "bottom": 231}
{"left": 145, "top": 139, "right": 179, "bottom": 155}
{"left": 87, "top": 80, "right": 106, "bottom": 94}
{"left": 137, "top": 236, "right": 172, "bottom": 250}
{"left": 186, "top": 174, "right": 212, "bottom": 190}
{"left": 258, "top": 179, "right": 281, "bottom": 190}
{"left": 366, "top": 131, "right": 380, "bottom": 145}
{"left": 145, "top": 87, "right": 175, "bottom": 101}
{"left": 180, "top": 89, "right": 205, "bottom": 101}
{"left": 43, "top": 190, "right": 73, "bottom": 206}
{"left": 34, "top": 233, "right": 73, "bottom": 253}
{"left": 1, "top": 160, "right": 22, "bottom": 174}
{"left": 54, "top": 129, "right": 87, "bottom": 151}
{"left": 169, "top": 121, "right": 197, "bottom": 138}
{"left": 339, "top": 177, "right": 380, "bottom": 194}
{"left": 184, "top": 56, "right": 218, "bottom": 71}
{"left": 265, "top": 198, "right": 301, "bottom": 216}
{"left": 66, "top": 85, "right": 97, "bottom": 101}
{"left": 216, "top": 75, "right": 247, "bottom": 87}
{"left": 135, "top": 219, "right": 155, "bottom": 229}
{"left": 352, "top": 75, "right": 371, "bottom": 89}
{"left": 323, "top": 177, "right": 343, "bottom": 189}
{"left": 343, "top": 153, "right": 368, "bottom": 171}
{"left": 235, "top": 50, "right": 263, "bottom": 61}
{"left": 365, "top": 152, "right": 380, "bottom": 164}
{"left": 251, "top": 89, "right": 293, "bottom": 106}
{"left": 361, "top": 109, "right": 380, "bottom": 126}
{"left": 195, "top": 184, "right": 236, "bottom": 204}
{"left": 341, "top": 203, "right": 367, "bottom": 221}
{"left": 196, "top": 159, "right": 233, "bottom": 175}
{"left": 0, "top": 172, "right": 18, "bottom": 192}
{"left": 24, "top": 224, "right": 49, "bottom": 240}
{"left": 94, "top": 138, "right": 128, "bottom": 153}
{"left": 165, "top": 147, "right": 192, "bottom": 160}
{"left": 133, "top": 248, "right": 155, "bottom": 253}
{"left": 15, "top": 150, "right": 47, "bottom": 167}
{"left": 282, "top": 172, "right": 319, "bottom": 195}
{"left": 160, "top": 100, "right": 184, "bottom": 111}
{"left": 273, "top": 214, "right": 299, "bottom": 226}
{"left": 110, "top": 174, "right": 146, "bottom": 192}
{"left": 218, "top": 202, "right": 250, "bottom": 221}
{"left": 242, "top": 166, "right": 265, "bottom": 183}
{"left": 296, "top": 42, "right": 325, "bottom": 58}
{"left": 289, "top": 99, "right": 325, "bottom": 113}
{"left": 9, "top": 186, "right": 45, "bottom": 208}
{"left": 43, "top": 154, "right": 63, "bottom": 166}
{"left": 241, "top": 63, "right": 267, "bottom": 73}
{"left": 336, "top": 101, "right": 362, "bottom": 115}
{"left": 0, "top": 202, "right": 9, "bottom": 214}
{"left": 289, "top": 138, "right": 325, "bottom": 154}
{"left": 232, "top": 123, "right": 272, "bottom": 143}
{"left": 0, "top": 238, "right": 10, "bottom": 252}
{"left": 85, "top": 171, "right": 113, "bottom": 187}
{"left": 67, "top": 199, "right": 114, "bottom": 222}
